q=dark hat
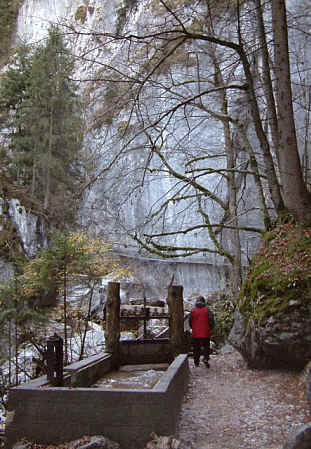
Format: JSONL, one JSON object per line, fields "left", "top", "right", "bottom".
{"left": 195, "top": 296, "right": 206, "bottom": 307}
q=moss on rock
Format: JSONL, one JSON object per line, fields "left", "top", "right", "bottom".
{"left": 229, "top": 224, "right": 311, "bottom": 369}
{"left": 237, "top": 223, "right": 311, "bottom": 327}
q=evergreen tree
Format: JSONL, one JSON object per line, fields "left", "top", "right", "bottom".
{"left": 0, "top": 27, "right": 84, "bottom": 224}
{"left": 0, "top": 277, "right": 47, "bottom": 386}
{"left": 0, "top": 0, "right": 23, "bottom": 65}
{"left": 26, "top": 27, "right": 84, "bottom": 218}
{"left": 0, "top": 44, "right": 32, "bottom": 180}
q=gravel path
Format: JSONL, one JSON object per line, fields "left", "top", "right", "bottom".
{"left": 177, "top": 348, "right": 311, "bottom": 449}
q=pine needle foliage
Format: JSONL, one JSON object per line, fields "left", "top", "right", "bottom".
{"left": 0, "top": 26, "right": 85, "bottom": 224}
{"left": 0, "top": 276, "right": 47, "bottom": 387}
{"left": 0, "top": 0, "right": 23, "bottom": 65}
{"left": 0, "top": 277, "right": 46, "bottom": 327}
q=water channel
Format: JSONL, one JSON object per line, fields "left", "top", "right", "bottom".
{"left": 92, "top": 363, "right": 169, "bottom": 389}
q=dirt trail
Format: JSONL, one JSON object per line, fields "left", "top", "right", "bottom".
{"left": 177, "top": 348, "right": 311, "bottom": 449}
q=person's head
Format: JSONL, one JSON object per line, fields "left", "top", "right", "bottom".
{"left": 195, "top": 296, "right": 206, "bottom": 308}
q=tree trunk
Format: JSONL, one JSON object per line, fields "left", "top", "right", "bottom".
{"left": 225, "top": 126, "right": 242, "bottom": 294}
{"left": 303, "top": 86, "right": 311, "bottom": 186}
{"left": 63, "top": 265, "right": 68, "bottom": 365}
{"left": 15, "top": 318, "right": 18, "bottom": 386}
{"left": 237, "top": 38, "right": 284, "bottom": 217}
{"left": 234, "top": 2, "right": 284, "bottom": 216}
{"left": 79, "top": 281, "right": 95, "bottom": 360}
{"left": 254, "top": 0, "right": 280, "bottom": 169}
{"left": 272, "top": 0, "right": 311, "bottom": 224}
{"left": 235, "top": 123, "right": 271, "bottom": 229}
{"left": 8, "top": 320, "right": 12, "bottom": 385}
{"left": 44, "top": 110, "right": 53, "bottom": 210}
{"left": 31, "top": 159, "right": 36, "bottom": 197}
{"left": 210, "top": 45, "right": 243, "bottom": 292}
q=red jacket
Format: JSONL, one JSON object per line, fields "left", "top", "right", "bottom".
{"left": 190, "top": 306, "right": 211, "bottom": 338}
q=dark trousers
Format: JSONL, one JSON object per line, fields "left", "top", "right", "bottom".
{"left": 192, "top": 337, "right": 210, "bottom": 366}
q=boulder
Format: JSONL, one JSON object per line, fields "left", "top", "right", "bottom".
{"left": 228, "top": 224, "right": 311, "bottom": 370}
{"left": 228, "top": 307, "right": 311, "bottom": 370}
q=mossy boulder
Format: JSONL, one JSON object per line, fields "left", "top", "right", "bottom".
{"left": 229, "top": 224, "right": 311, "bottom": 370}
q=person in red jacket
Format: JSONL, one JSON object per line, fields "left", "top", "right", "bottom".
{"left": 189, "top": 296, "right": 215, "bottom": 367}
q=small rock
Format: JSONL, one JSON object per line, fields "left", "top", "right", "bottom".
{"left": 77, "top": 435, "right": 120, "bottom": 449}
{"left": 12, "top": 443, "right": 31, "bottom": 449}
{"left": 12, "top": 435, "right": 120, "bottom": 449}
{"left": 220, "top": 344, "right": 234, "bottom": 354}
{"left": 146, "top": 432, "right": 181, "bottom": 449}
{"left": 283, "top": 423, "right": 311, "bottom": 449}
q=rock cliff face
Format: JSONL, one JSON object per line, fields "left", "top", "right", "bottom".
{"left": 0, "top": 0, "right": 238, "bottom": 294}
{"left": 1, "top": 0, "right": 309, "bottom": 299}
{"left": 0, "top": 191, "right": 47, "bottom": 279}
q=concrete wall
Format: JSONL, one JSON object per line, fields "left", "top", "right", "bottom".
{"left": 120, "top": 339, "right": 172, "bottom": 364}
{"left": 63, "top": 353, "right": 114, "bottom": 387}
{"left": 5, "top": 354, "right": 189, "bottom": 449}
{"left": 115, "top": 255, "right": 228, "bottom": 299}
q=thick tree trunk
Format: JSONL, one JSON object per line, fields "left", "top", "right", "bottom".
{"left": 238, "top": 45, "right": 284, "bottom": 216}
{"left": 272, "top": 0, "right": 311, "bottom": 224}
{"left": 254, "top": 0, "right": 280, "bottom": 168}
{"left": 235, "top": 3, "right": 284, "bottom": 215}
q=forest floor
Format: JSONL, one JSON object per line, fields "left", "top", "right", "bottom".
{"left": 177, "top": 347, "right": 311, "bottom": 449}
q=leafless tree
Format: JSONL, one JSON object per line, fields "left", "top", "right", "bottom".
{"left": 67, "top": 0, "right": 311, "bottom": 293}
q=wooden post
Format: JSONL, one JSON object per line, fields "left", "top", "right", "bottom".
{"left": 46, "top": 333, "right": 63, "bottom": 386}
{"left": 167, "top": 285, "right": 186, "bottom": 358}
{"left": 143, "top": 293, "right": 147, "bottom": 339}
{"left": 105, "top": 282, "right": 121, "bottom": 367}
